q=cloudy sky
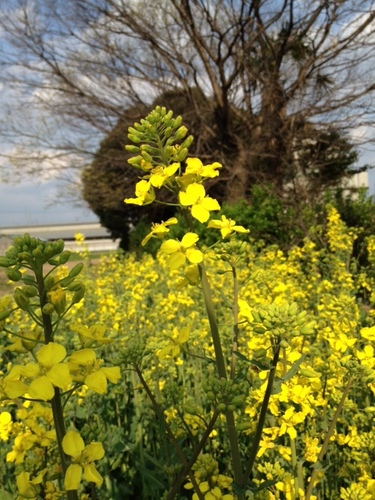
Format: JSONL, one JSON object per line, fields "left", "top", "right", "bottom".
{"left": 0, "top": 179, "right": 99, "bottom": 228}
{"left": 0, "top": 1, "right": 374, "bottom": 229}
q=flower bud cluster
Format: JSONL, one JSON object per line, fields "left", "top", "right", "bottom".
{"left": 125, "top": 105, "right": 194, "bottom": 168}
{"left": 202, "top": 376, "right": 247, "bottom": 412}
{"left": 251, "top": 301, "right": 315, "bottom": 341}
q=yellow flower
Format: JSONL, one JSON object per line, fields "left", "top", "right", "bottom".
{"left": 279, "top": 407, "right": 306, "bottom": 439}
{"left": 16, "top": 469, "right": 47, "bottom": 499}
{"left": 149, "top": 163, "right": 180, "bottom": 188}
{"left": 21, "top": 343, "right": 72, "bottom": 401}
{"left": 68, "top": 349, "right": 121, "bottom": 394}
{"left": 70, "top": 323, "right": 113, "bottom": 348}
{"left": 207, "top": 215, "right": 249, "bottom": 239}
{"left": 179, "top": 183, "right": 220, "bottom": 223}
{"left": 0, "top": 411, "right": 12, "bottom": 440}
{"left": 0, "top": 366, "right": 28, "bottom": 399}
{"left": 124, "top": 179, "right": 155, "bottom": 205}
{"left": 141, "top": 217, "right": 178, "bottom": 246}
{"left": 157, "top": 326, "right": 189, "bottom": 358}
{"left": 238, "top": 299, "right": 254, "bottom": 322}
{"left": 184, "top": 157, "right": 222, "bottom": 178}
{"left": 62, "top": 430, "right": 104, "bottom": 490}
{"left": 160, "top": 232, "right": 203, "bottom": 269}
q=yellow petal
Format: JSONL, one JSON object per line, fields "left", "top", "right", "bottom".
{"left": 84, "top": 442, "right": 105, "bottom": 462}
{"left": 37, "top": 343, "right": 67, "bottom": 368}
{"left": 83, "top": 463, "right": 103, "bottom": 486}
{"left": 100, "top": 366, "right": 121, "bottom": 384}
{"left": 47, "top": 363, "right": 72, "bottom": 390}
{"left": 84, "top": 371, "right": 107, "bottom": 394}
{"left": 3, "top": 379, "right": 28, "bottom": 399}
{"left": 64, "top": 463, "right": 82, "bottom": 490}
{"left": 181, "top": 232, "right": 199, "bottom": 248}
{"left": 191, "top": 204, "right": 210, "bottom": 223}
{"left": 28, "top": 376, "right": 55, "bottom": 401}
{"left": 201, "top": 196, "right": 220, "bottom": 211}
{"left": 160, "top": 239, "right": 181, "bottom": 254}
{"left": 186, "top": 248, "right": 203, "bottom": 264}
{"left": 168, "top": 252, "right": 186, "bottom": 269}
{"left": 178, "top": 327, "right": 190, "bottom": 344}
{"left": 62, "top": 430, "right": 85, "bottom": 458}
{"left": 69, "top": 349, "right": 96, "bottom": 365}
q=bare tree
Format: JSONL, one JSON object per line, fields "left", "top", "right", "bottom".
{"left": 0, "top": 0, "right": 374, "bottom": 202}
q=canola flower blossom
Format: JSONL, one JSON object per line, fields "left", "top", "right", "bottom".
{"left": 21, "top": 342, "right": 72, "bottom": 401}
{"left": 68, "top": 348, "right": 121, "bottom": 394}
{"left": 62, "top": 430, "right": 104, "bottom": 490}
{"left": 141, "top": 217, "right": 178, "bottom": 246}
{"left": 160, "top": 232, "right": 203, "bottom": 269}
{"left": 207, "top": 215, "right": 249, "bottom": 239}
{"left": 124, "top": 179, "right": 155, "bottom": 205}
{"left": 179, "top": 183, "right": 221, "bottom": 223}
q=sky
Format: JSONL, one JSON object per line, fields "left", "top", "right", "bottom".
{"left": 0, "top": 178, "right": 99, "bottom": 228}
{"left": 0, "top": 1, "right": 374, "bottom": 229}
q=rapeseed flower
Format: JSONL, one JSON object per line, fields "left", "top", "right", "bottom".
{"left": 68, "top": 349, "right": 120, "bottom": 394}
{"left": 70, "top": 323, "right": 113, "bottom": 348}
{"left": 207, "top": 215, "right": 249, "bottom": 239}
{"left": 16, "top": 469, "right": 47, "bottom": 499}
{"left": 157, "top": 326, "right": 189, "bottom": 358}
{"left": 141, "top": 217, "right": 178, "bottom": 246}
{"left": 62, "top": 430, "right": 104, "bottom": 490}
{"left": 124, "top": 179, "right": 155, "bottom": 205}
{"left": 148, "top": 163, "right": 180, "bottom": 188}
{"left": 21, "top": 343, "right": 72, "bottom": 401}
{"left": 184, "top": 157, "right": 222, "bottom": 179}
{"left": 160, "top": 232, "right": 203, "bottom": 269}
{"left": 179, "top": 183, "right": 220, "bottom": 223}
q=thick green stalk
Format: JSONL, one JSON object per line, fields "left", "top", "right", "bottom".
{"left": 36, "top": 267, "right": 79, "bottom": 500}
{"left": 304, "top": 377, "right": 353, "bottom": 500}
{"left": 238, "top": 343, "right": 281, "bottom": 489}
{"left": 198, "top": 263, "right": 244, "bottom": 490}
{"left": 230, "top": 264, "right": 239, "bottom": 380}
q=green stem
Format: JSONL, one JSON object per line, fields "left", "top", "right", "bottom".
{"left": 230, "top": 264, "right": 239, "bottom": 380}
{"left": 134, "top": 366, "right": 204, "bottom": 500}
{"left": 304, "top": 377, "right": 353, "bottom": 500}
{"left": 198, "top": 262, "right": 244, "bottom": 490}
{"left": 238, "top": 343, "right": 281, "bottom": 489}
{"left": 36, "top": 267, "right": 79, "bottom": 500}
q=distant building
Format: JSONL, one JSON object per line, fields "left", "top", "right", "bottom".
{"left": 0, "top": 222, "right": 120, "bottom": 254}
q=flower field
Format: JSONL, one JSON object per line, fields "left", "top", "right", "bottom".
{"left": 1, "top": 107, "right": 375, "bottom": 499}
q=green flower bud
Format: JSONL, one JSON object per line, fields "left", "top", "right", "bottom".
{"left": 231, "top": 395, "right": 246, "bottom": 406}
{"left": 52, "top": 240, "right": 65, "bottom": 254}
{"left": 125, "top": 145, "right": 140, "bottom": 154}
{"left": 128, "top": 133, "right": 142, "bottom": 144}
{"left": 279, "top": 339, "right": 289, "bottom": 348}
{"left": 226, "top": 404, "right": 236, "bottom": 412}
{"left": 253, "top": 348, "right": 268, "bottom": 359}
{"left": 14, "top": 288, "right": 30, "bottom": 310}
{"left": 69, "top": 263, "right": 84, "bottom": 278}
{"left": 236, "top": 421, "right": 252, "bottom": 431}
{"left": 0, "top": 310, "right": 11, "bottom": 321}
{"left": 59, "top": 251, "right": 71, "bottom": 265}
{"left": 175, "top": 126, "right": 188, "bottom": 140}
{"left": 183, "top": 405, "right": 199, "bottom": 415}
{"left": 72, "top": 284, "right": 86, "bottom": 304}
{"left": 23, "top": 285, "right": 38, "bottom": 298}
{"left": 0, "top": 257, "right": 12, "bottom": 267}
{"left": 176, "top": 148, "right": 188, "bottom": 161}
{"left": 217, "top": 403, "right": 226, "bottom": 412}
{"left": 6, "top": 268, "right": 22, "bottom": 282}
{"left": 42, "top": 303, "right": 55, "bottom": 316}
